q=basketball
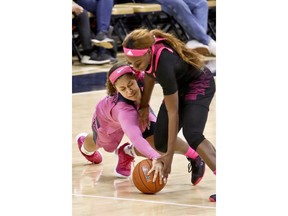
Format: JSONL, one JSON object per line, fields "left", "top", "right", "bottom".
{"left": 132, "top": 159, "right": 166, "bottom": 194}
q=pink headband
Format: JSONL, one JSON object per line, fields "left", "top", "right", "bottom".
{"left": 123, "top": 47, "right": 149, "bottom": 56}
{"left": 109, "top": 65, "right": 134, "bottom": 84}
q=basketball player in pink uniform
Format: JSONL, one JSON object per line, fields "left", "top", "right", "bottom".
{"left": 76, "top": 63, "right": 206, "bottom": 185}
{"left": 122, "top": 29, "right": 216, "bottom": 202}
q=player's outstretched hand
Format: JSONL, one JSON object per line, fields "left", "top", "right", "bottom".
{"left": 148, "top": 159, "right": 164, "bottom": 184}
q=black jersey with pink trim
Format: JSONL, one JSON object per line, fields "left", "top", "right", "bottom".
{"left": 146, "top": 38, "right": 202, "bottom": 96}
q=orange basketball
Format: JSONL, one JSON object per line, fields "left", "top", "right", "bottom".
{"left": 132, "top": 159, "right": 166, "bottom": 194}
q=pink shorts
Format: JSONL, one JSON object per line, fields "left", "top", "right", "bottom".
{"left": 92, "top": 115, "right": 124, "bottom": 153}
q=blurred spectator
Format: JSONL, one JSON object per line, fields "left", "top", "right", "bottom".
{"left": 135, "top": 0, "right": 216, "bottom": 56}
{"left": 72, "top": 1, "right": 117, "bottom": 64}
{"left": 75, "top": 0, "right": 115, "bottom": 49}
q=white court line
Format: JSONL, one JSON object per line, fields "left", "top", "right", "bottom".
{"left": 72, "top": 89, "right": 106, "bottom": 96}
{"left": 72, "top": 193, "right": 216, "bottom": 209}
{"left": 72, "top": 84, "right": 163, "bottom": 96}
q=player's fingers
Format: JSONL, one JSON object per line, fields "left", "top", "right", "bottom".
{"left": 159, "top": 173, "right": 163, "bottom": 185}
{"left": 147, "top": 166, "right": 154, "bottom": 175}
{"left": 155, "top": 167, "right": 164, "bottom": 184}
{"left": 152, "top": 170, "right": 158, "bottom": 182}
{"left": 168, "top": 167, "right": 171, "bottom": 174}
{"left": 163, "top": 177, "right": 167, "bottom": 184}
{"left": 162, "top": 172, "right": 167, "bottom": 180}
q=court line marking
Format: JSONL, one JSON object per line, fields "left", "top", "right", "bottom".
{"left": 72, "top": 193, "right": 215, "bottom": 209}
{"left": 73, "top": 89, "right": 106, "bottom": 96}
{"left": 72, "top": 84, "right": 163, "bottom": 96}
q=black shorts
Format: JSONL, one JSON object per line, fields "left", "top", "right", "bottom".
{"left": 154, "top": 69, "right": 216, "bottom": 152}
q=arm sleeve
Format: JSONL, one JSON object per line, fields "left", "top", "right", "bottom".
{"left": 113, "top": 103, "right": 161, "bottom": 159}
{"left": 156, "top": 50, "right": 178, "bottom": 95}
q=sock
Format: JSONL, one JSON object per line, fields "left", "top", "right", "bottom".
{"left": 184, "top": 147, "right": 199, "bottom": 159}
{"left": 124, "top": 144, "right": 136, "bottom": 157}
{"left": 213, "top": 170, "right": 216, "bottom": 175}
{"left": 81, "top": 144, "right": 95, "bottom": 156}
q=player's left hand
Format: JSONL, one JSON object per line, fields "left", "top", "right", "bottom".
{"left": 158, "top": 153, "right": 174, "bottom": 183}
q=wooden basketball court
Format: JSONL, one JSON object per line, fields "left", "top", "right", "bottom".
{"left": 72, "top": 55, "right": 216, "bottom": 215}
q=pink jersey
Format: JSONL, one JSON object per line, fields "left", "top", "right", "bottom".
{"left": 92, "top": 94, "right": 160, "bottom": 159}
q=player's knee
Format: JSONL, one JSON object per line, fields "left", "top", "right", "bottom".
{"left": 154, "top": 136, "right": 168, "bottom": 153}
{"left": 184, "top": 133, "right": 205, "bottom": 150}
{"left": 155, "top": 144, "right": 167, "bottom": 153}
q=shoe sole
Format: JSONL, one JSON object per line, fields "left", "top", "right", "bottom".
{"left": 209, "top": 195, "right": 216, "bottom": 202}
{"left": 206, "top": 53, "right": 216, "bottom": 57}
{"left": 191, "top": 47, "right": 210, "bottom": 56}
{"left": 81, "top": 59, "right": 110, "bottom": 65}
{"left": 91, "top": 39, "right": 114, "bottom": 49}
{"left": 114, "top": 169, "right": 130, "bottom": 178}
{"left": 92, "top": 150, "right": 103, "bottom": 164}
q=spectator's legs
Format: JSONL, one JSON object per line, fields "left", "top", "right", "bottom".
{"left": 95, "top": 0, "right": 113, "bottom": 34}
{"left": 75, "top": 10, "right": 93, "bottom": 53}
{"left": 77, "top": 0, "right": 113, "bottom": 34}
{"left": 141, "top": 0, "right": 212, "bottom": 45}
{"left": 160, "top": 0, "right": 211, "bottom": 45}
{"left": 183, "top": 0, "right": 208, "bottom": 32}
{"left": 76, "top": 0, "right": 115, "bottom": 49}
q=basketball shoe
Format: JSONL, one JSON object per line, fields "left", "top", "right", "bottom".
{"left": 91, "top": 31, "right": 115, "bottom": 49}
{"left": 187, "top": 156, "right": 206, "bottom": 185}
{"left": 186, "top": 40, "right": 210, "bottom": 56}
{"left": 115, "top": 142, "right": 135, "bottom": 177}
{"left": 209, "top": 194, "right": 216, "bottom": 202}
{"left": 76, "top": 133, "right": 103, "bottom": 164}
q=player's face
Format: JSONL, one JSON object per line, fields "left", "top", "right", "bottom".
{"left": 115, "top": 75, "right": 141, "bottom": 103}
{"left": 125, "top": 51, "right": 151, "bottom": 71}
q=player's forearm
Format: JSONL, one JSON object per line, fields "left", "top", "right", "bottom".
{"left": 164, "top": 92, "right": 179, "bottom": 154}
{"left": 167, "top": 112, "right": 178, "bottom": 154}
{"left": 140, "top": 75, "right": 155, "bottom": 109}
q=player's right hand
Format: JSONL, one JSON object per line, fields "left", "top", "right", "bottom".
{"left": 148, "top": 159, "right": 164, "bottom": 184}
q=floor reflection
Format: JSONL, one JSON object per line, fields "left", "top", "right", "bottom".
{"left": 113, "top": 178, "right": 133, "bottom": 197}
{"left": 73, "top": 164, "right": 104, "bottom": 195}
{"left": 73, "top": 164, "right": 135, "bottom": 197}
